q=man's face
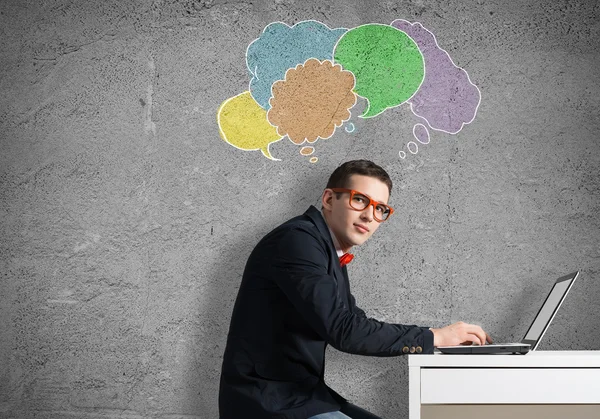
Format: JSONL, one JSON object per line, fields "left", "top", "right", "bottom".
{"left": 322, "top": 174, "right": 390, "bottom": 252}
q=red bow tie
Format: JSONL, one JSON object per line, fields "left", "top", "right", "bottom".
{"left": 339, "top": 253, "right": 354, "bottom": 267}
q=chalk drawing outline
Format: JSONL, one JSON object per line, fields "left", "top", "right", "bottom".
{"left": 392, "top": 19, "right": 482, "bottom": 134}
{"left": 300, "top": 146, "right": 315, "bottom": 156}
{"left": 407, "top": 141, "right": 418, "bottom": 154}
{"left": 332, "top": 22, "right": 426, "bottom": 119}
{"left": 267, "top": 57, "right": 357, "bottom": 144}
{"left": 413, "top": 123, "right": 430, "bottom": 144}
{"left": 246, "top": 20, "right": 348, "bottom": 110}
{"left": 219, "top": 19, "right": 482, "bottom": 162}
{"left": 217, "top": 91, "right": 284, "bottom": 161}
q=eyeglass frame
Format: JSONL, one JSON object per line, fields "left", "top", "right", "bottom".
{"left": 329, "top": 188, "right": 394, "bottom": 222}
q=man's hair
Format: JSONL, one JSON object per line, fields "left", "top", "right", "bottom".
{"left": 326, "top": 160, "right": 392, "bottom": 195}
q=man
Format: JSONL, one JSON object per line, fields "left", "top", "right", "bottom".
{"left": 219, "top": 160, "right": 491, "bottom": 418}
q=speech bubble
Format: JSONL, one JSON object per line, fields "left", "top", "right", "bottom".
{"left": 268, "top": 59, "right": 356, "bottom": 144}
{"left": 392, "top": 19, "right": 481, "bottom": 134}
{"left": 217, "top": 91, "right": 283, "bottom": 160}
{"left": 334, "top": 24, "right": 424, "bottom": 118}
{"left": 247, "top": 20, "right": 347, "bottom": 110}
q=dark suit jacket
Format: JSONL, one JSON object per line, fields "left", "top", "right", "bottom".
{"left": 219, "top": 206, "right": 434, "bottom": 418}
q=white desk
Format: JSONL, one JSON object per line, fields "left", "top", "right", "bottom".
{"left": 408, "top": 350, "right": 600, "bottom": 419}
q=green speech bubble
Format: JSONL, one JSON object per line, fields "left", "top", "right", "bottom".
{"left": 334, "top": 24, "right": 424, "bottom": 118}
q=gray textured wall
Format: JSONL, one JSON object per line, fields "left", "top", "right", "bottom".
{"left": 1, "top": 0, "right": 599, "bottom": 418}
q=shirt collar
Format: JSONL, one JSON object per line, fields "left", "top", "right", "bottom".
{"left": 327, "top": 225, "right": 345, "bottom": 258}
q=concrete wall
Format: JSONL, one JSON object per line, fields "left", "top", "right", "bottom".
{"left": 1, "top": 0, "right": 599, "bottom": 418}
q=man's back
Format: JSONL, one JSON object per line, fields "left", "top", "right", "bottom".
{"left": 219, "top": 206, "right": 433, "bottom": 418}
{"left": 219, "top": 207, "right": 347, "bottom": 418}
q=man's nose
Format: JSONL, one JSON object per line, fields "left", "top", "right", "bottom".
{"left": 360, "top": 206, "right": 373, "bottom": 221}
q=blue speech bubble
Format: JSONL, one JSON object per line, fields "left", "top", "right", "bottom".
{"left": 246, "top": 20, "right": 347, "bottom": 110}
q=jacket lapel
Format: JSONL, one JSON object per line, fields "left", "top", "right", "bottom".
{"left": 305, "top": 206, "right": 351, "bottom": 307}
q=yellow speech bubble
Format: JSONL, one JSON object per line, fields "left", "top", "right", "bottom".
{"left": 217, "top": 91, "right": 283, "bottom": 160}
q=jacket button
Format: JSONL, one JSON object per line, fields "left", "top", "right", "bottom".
{"left": 402, "top": 346, "right": 409, "bottom": 353}
{"left": 416, "top": 346, "right": 423, "bottom": 353}
{"left": 410, "top": 347, "right": 416, "bottom": 353}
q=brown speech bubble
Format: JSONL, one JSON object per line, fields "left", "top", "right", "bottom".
{"left": 268, "top": 59, "right": 356, "bottom": 144}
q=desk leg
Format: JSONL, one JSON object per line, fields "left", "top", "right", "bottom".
{"left": 409, "top": 364, "right": 421, "bottom": 419}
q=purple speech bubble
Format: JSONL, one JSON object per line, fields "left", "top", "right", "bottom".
{"left": 391, "top": 19, "right": 481, "bottom": 134}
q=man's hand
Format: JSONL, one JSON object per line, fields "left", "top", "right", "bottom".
{"left": 430, "top": 322, "right": 493, "bottom": 347}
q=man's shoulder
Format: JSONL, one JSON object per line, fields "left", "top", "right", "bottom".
{"left": 259, "top": 206, "right": 328, "bottom": 246}
{"left": 250, "top": 208, "right": 334, "bottom": 265}
{"left": 272, "top": 207, "right": 322, "bottom": 237}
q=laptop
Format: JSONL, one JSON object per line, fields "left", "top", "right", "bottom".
{"left": 437, "top": 271, "right": 579, "bottom": 355}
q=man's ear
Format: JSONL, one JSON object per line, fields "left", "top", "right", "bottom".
{"left": 321, "top": 189, "right": 334, "bottom": 210}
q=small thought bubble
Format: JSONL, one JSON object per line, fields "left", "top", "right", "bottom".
{"left": 217, "top": 91, "right": 283, "bottom": 160}
{"left": 345, "top": 122, "right": 355, "bottom": 133}
{"left": 391, "top": 19, "right": 481, "bottom": 134}
{"left": 407, "top": 141, "right": 418, "bottom": 154}
{"left": 413, "top": 123, "right": 430, "bottom": 144}
{"left": 268, "top": 59, "right": 356, "bottom": 144}
{"left": 334, "top": 24, "right": 424, "bottom": 118}
{"left": 300, "top": 146, "right": 315, "bottom": 156}
{"left": 399, "top": 124, "right": 431, "bottom": 160}
{"left": 247, "top": 20, "right": 347, "bottom": 110}
{"left": 310, "top": 157, "right": 318, "bottom": 163}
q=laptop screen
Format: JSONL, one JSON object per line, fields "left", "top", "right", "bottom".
{"left": 521, "top": 272, "right": 578, "bottom": 349}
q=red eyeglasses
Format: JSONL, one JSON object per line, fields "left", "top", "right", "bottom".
{"left": 330, "top": 188, "right": 394, "bottom": 222}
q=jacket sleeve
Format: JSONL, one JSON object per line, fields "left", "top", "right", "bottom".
{"left": 349, "top": 293, "right": 368, "bottom": 320}
{"left": 270, "top": 227, "right": 434, "bottom": 356}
